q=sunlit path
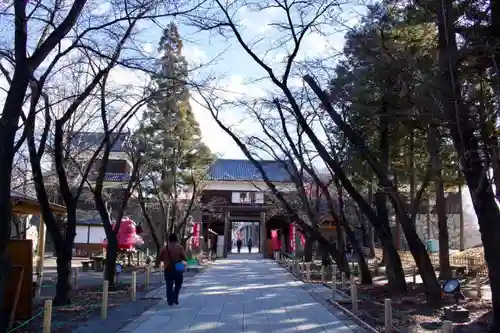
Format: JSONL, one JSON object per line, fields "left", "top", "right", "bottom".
{"left": 231, "top": 246, "right": 260, "bottom": 254}
{"left": 118, "top": 254, "right": 369, "bottom": 332}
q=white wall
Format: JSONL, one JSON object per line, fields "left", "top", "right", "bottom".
{"left": 203, "top": 180, "right": 295, "bottom": 192}
{"left": 88, "top": 226, "right": 106, "bottom": 244}
{"left": 398, "top": 213, "right": 482, "bottom": 250}
{"left": 75, "top": 225, "right": 107, "bottom": 244}
{"left": 75, "top": 226, "right": 89, "bottom": 243}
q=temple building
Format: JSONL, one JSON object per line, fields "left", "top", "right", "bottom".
{"left": 199, "top": 159, "right": 297, "bottom": 258}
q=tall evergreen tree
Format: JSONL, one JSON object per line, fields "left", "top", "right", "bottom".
{"left": 137, "top": 22, "right": 213, "bottom": 241}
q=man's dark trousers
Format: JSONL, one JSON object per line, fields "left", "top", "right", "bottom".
{"left": 164, "top": 269, "right": 183, "bottom": 305}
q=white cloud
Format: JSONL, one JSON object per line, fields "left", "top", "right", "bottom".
{"left": 239, "top": 5, "right": 282, "bottom": 34}
{"left": 190, "top": 93, "right": 246, "bottom": 159}
{"left": 184, "top": 45, "right": 207, "bottom": 65}
{"left": 220, "top": 74, "right": 265, "bottom": 101}
{"left": 91, "top": 2, "right": 111, "bottom": 16}
{"left": 296, "top": 32, "right": 338, "bottom": 61}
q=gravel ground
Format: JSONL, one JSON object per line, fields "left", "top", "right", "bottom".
{"left": 279, "top": 261, "right": 493, "bottom": 333}
{"left": 8, "top": 267, "right": 205, "bottom": 333}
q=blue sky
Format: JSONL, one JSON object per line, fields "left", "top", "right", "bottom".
{"left": 131, "top": 3, "right": 365, "bottom": 160}
{"left": 0, "top": 1, "right": 366, "bottom": 161}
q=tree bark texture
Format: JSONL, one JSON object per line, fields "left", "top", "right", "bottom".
{"left": 437, "top": 0, "right": 500, "bottom": 325}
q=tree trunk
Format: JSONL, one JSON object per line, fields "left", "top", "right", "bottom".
{"left": 437, "top": 0, "right": 500, "bottom": 325}
{"left": 374, "top": 190, "right": 407, "bottom": 292}
{"left": 0, "top": 73, "right": 30, "bottom": 330}
{"left": 428, "top": 124, "right": 451, "bottom": 279}
{"left": 304, "top": 238, "right": 313, "bottom": 262}
{"left": 304, "top": 75, "right": 440, "bottom": 301}
{"left": 105, "top": 235, "right": 118, "bottom": 285}
{"left": 334, "top": 175, "right": 371, "bottom": 282}
{"left": 367, "top": 183, "right": 375, "bottom": 257}
{"left": 53, "top": 246, "right": 72, "bottom": 305}
{"left": 344, "top": 223, "right": 372, "bottom": 284}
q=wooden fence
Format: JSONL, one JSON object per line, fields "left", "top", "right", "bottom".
{"left": 374, "top": 247, "right": 488, "bottom": 277}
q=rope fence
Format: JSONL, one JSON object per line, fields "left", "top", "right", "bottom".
{"left": 7, "top": 298, "right": 95, "bottom": 333}
{"left": 275, "top": 252, "right": 454, "bottom": 333}
{"left": 8, "top": 265, "right": 158, "bottom": 333}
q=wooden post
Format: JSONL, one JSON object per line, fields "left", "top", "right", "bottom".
{"left": 351, "top": 282, "right": 358, "bottom": 314}
{"left": 374, "top": 260, "right": 379, "bottom": 275}
{"left": 331, "top": 266, "right": 337, "bottom": 298}
{"left": 476, "top": 274, "right": 482, "bottom": 299}
{"left": 145, "top": 266, "right": 150, "bottom": 290}
{"left": 320, "top": 266, "right": 325, "bottom": 283}
{"left": 101, "top": 280, "right": 109, "bottom": 320}
{"left": 384, "top": 298, "right": 392, "bottom": 333}
{"left": 443, "top": 320, "right": 452, "bottom": 333}
{"left": 131, "top": 271, "right": 137, "bottom": 301}
{"left": 306, "top": 263, "right": 311, "bottom": 282}
{"left": 341, "top": 272, "right": 346, "bottom": 292}
{"left": 35, "top": 216, "right": 46, "bottom": 300}
{"left": 412, "top": 267, "right": 417, "bottom": 284}
{"left": 42, "top": 299, "right": 52, "bottom": 333}
{"left": 73, "top": 268, "right": 79, "bottom": 290}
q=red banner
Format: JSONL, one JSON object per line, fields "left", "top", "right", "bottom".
{"left": 290, "top": 224, "right": 296, "bottom": 252}
{"left": 191, "top": 222, "right": 200, "bottom": 247}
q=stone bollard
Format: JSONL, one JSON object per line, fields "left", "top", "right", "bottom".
{"left": 101, "top": 280, "right": 109, "bottom": 320}
{"left": 341, "top": 272, "right": 346, "bottom": 292}
{"left": 351, "top": 282, "right": 358, "bottom": 314}
{"left": 42, "top": 299, "right": 52, "bottom": 333}
{"left": 145, "top": 266, "right": 151, "bottom": 290}
{"left": 331, "top": 266, "right": 337, "bottom": 298}
{"left": 306, "top": 263, "right": 311, "bottom": 282}
{"left": 131, "top": 271, "right": 137, "bottom": 301}
{"left": 73, "top": 268, "right": 79, "bottom": 290}
{"left": 384, "top": 298, "right": 392, "bottom": 333}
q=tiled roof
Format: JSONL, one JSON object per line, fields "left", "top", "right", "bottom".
{"left": 87, "top": 172, "right": 131, "bottom": 182}
{"left": 104, "top": 173, "right": 131, "bottom": 182}
{"left": 70, "top": 132, "right": 129, "bottom": 153}
{"left": 207, "top": 159, "right": 293, "bottom": 182}
{"left": 76, "top": 210, "right": 103, "bottom": 225}
{"left": 77, "top": 218, "right": 103, "bottom": 226}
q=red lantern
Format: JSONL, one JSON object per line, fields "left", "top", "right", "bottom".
{"left": 102, "top": 217, "right": 144, "bottom": 250}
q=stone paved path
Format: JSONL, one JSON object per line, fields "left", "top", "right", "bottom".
{"left": 118, "top": 253, "right": 370, "bottom": 333}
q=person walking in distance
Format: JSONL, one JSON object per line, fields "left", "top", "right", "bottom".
{"left": 247, "top": 238, "right": 253, "bottom": 253}
{"left": 236, "top": 238, "right": 243, "bottom": 253}
{"left": 156, "top": 234, "right": 187, "bottom": 306}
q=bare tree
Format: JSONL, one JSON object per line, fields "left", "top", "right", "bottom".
{"left": 0, "top": 0, "right": 207, "bottom": 311}
{"left": 185, "top": 0, "right": 450, "bottom": 299}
